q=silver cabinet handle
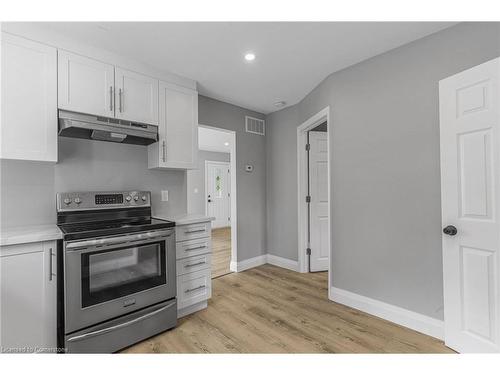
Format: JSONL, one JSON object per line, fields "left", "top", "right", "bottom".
{"left": 185, "top": 285, "right": 206, "bottom": 293}
{"left": 119, "top": 88, "right": 123, "bottom": 112}
{"left": 109, "top": 86, "right": 114, "bottom": 111}
{"left": 185, "top": 245, "right": 206, "bottom": 251}
{"left": 67, "top": 301, "right": 176, "bottom": 343}
{"left": 185, "top": 228, "right": 206, "bottom": 234}
{"left": 184, "top": 261, "right": 206, "bottom": 268}
{"left": 49, "top": 248, "right": 56, "bottom": 281}
{"left": 162, "top": 140, "right": 166, "bottom": 162}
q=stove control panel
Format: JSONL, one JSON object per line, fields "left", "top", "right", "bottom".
{"left": 57, "top": 191, "right": 151, "bottom": 212}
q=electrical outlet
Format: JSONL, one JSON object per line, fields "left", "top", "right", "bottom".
{"left": 161, "top": 190, "right": 169, "bottom": 201}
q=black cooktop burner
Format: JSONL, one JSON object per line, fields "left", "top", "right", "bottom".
{"left": 58, "top": 216, "right": 175, "bottom": 241}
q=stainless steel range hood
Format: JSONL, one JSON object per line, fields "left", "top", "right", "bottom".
{"left": 58, "top": 110, "right": 158, "bottom": 145}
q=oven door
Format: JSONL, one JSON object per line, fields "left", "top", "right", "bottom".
{"left": 64, "top": 229, "right": 176, "bottom": 334}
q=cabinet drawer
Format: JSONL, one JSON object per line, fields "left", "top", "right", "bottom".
{"left": 177, "top": 253, "right": 211, "bottom": 276}
{"left": 177, "top": 269, "right": 212, "bottom": 309}
{"left": 176, "top": 237, "right": 211, "bottom": 260}
{"left": 175, "top": 222, "right": 211, "bottom": 242}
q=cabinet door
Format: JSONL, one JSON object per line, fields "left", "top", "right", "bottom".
{"left": 115, "top": 67, "right": 158, "bottom": 125}
{"left": 158, "top": 82, "right": 198, "bottom": 169}
{"left": 58, "top": 50, "right": 115, "bottom": 117}
{"left": 1, "top": 33, "right": 57, "bottom": 162}
{"left": 0, "top": 241, "right": 57, "bottom": 352}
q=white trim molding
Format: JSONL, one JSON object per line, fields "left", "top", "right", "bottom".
{"left": 329, "top": 287, "right": 444, "bottom": 340}
{"left": 229, "top": 254, "right": 299, "bottom": 273}
{"left": 266, "top": 254, "right": 299, "bottom": 272}
{"left": 230, "top": 255, "right": 267, "bottom": 272}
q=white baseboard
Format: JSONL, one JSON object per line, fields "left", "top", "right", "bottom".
{"left": 266, "top": 254, "right": 299, "bottom": 272}
{"left": 230, "top": 255, "right": 267, "bottom": 272}
{"left": 329, "top": 287, "right": 444, "bottom": 340}
{"left": 230, "top": 254, "right": 299, "bottom": 273}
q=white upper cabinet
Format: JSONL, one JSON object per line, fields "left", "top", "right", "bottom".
{"left": 115, "top": 67, "right": 159, "bottom": 125}
{"left": 1, "top": 33, "right": 57, "bottom": 162}
{"left": 148, "top": 81, "right": 198, "bottom": 169}
{"left": 58, "top": 51, "right": 115, "bottom": 117}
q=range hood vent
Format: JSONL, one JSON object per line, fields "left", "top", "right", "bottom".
{"left": 58, "top": 110, "right": 158, "bottom": 146}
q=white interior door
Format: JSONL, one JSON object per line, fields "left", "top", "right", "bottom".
{"left": 440, "top": 57, "right": 500, "bottom": 353}
{"left": 309, "top": 131, "right": 329, "bottom": 272}
{"left": 206, "top": 161, "right": 230, "bottom": 229}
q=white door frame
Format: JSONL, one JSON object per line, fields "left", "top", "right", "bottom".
{"left": 297, "top": 106, "right": 331, "bottom": 277}
{"left": 198, "top": 124, "right": 238, "bottom": 272}
{"left": 205, "top": 160, "right": 231, "bottom": 228}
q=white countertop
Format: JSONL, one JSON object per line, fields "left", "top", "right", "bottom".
{"left": 0, "top": 224, "right": 63, "bottom": 247}
{"left": 154, "top": 213, "right": 215, "bottom": 226}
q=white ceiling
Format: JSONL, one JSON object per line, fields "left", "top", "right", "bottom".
{"left": 37, "top": 22, "right": 456, "bottom": 114}
{"left": 198, "top": 127, "right": 232, "bottom": 153}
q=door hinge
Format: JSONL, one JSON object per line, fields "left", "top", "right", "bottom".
{"left": 306, "top": 248, "right": 311, "bottom": 255}
{"left": 305, "top": 195, "right": 311, "bottom": 203}
{"left": 305, "top": 143, "right": 311, "bottom": 151}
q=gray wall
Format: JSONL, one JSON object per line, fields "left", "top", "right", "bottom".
{"left": 1, "top": 160, "right": 56, "bottom": 228}
{"left": 55, "top": 137, "right": 187, "bottom": 218}
{"left": 1, "top": 138, "right": 187, "bottom": 229}
{"left": 187, "top": 150, "right": 230, "bottom": 215}
{"left": 266, "top": 22, "right": 500, "bottom": 320}
{"left": 199, "top": 95, "right": 267, "bottom": 262}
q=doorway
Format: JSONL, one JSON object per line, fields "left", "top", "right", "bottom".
{"left": 297, "top": 107, "right": 331, "bottom": 276}
{"left": 205, "top": 160, "right": 231, "bottom": 229}
{"left": 187, "top": 125, "right": 237, "bottom": 279}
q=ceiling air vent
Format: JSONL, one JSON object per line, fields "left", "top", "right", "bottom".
{"left": 245, "top": 116, "right": 265, "bottom": 136}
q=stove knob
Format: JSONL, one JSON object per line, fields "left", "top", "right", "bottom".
{"left": 125, "top": 196, "right": 132, "bottom": 202}
{"left": 141, "top": 195, "right": 147, "bottom": 201}
{"left": 63, "top": 198, "right": 72, "bottom": 205}
{"left": 133, "top": 196, "right": 139, "bottom": 201}
{"left": 74, "top": 197, "right": 82, "bottom": 204}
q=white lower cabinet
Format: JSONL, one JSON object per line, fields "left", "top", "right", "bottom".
{"left": 0, "top": 241, "right": 57, "bottom": 352}
{"left": 175, "top": 222, "right": 212, "bottom": 317}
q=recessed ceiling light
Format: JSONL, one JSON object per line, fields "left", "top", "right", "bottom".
{"left": 274, "top": 101, "right": 286, "bottom": 108}
{"left": 224, "top": 142, "right": 230, "bottom": 146}
{"left": 244, "top": 52, "right": 256, "bottom": 62}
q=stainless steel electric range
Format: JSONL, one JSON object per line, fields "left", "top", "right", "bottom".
{"left": 56, "top": 191, "right": 177, "bottom": 353}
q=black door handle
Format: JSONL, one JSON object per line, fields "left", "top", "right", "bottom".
{"left": 208, "top": 199, "right": 212, "bottom": 203}
{"left": 443, "top": 225, "right": 458, "bottom": 236}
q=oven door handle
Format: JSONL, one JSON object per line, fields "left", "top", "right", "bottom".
{"left": 65, "top": 229, "right": 173, "bottom": 251}
{"left": 66, "top": 301, "right": 176, "bottom": 343}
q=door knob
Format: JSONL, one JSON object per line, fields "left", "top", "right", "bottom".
{"left": 443, "top": 225, "right": 458, "bottom": 236}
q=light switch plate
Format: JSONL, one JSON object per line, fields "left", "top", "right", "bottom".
{"left": 161, "top": 190, "right": 169, "bottom": 201}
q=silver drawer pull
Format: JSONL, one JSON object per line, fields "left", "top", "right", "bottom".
{"left": 185, "top": 245, "right": 206, "bottom": 251}
{"left": 184, "top": 261, "right": 206, "bottom": 268}
{"left": 185, "top": 285, "right": 206, "bottom": 293}
{"left": 184, "top": 228, "right": 206, "bottom": 234}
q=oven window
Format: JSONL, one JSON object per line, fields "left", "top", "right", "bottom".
{"left": 81, "top": 241, "right": 166, "bottom": 308}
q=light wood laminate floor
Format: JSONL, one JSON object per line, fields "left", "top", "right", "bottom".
{"left": 211, "top": 227, "right": 232, "bottom": 279}
{"left": 123, "top": 264, "right": 453, "bottom": 353}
